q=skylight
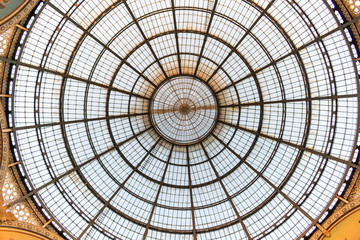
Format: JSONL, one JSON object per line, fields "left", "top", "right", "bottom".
{"left": 8, "top": 0, "right": 359, "bottom": 239}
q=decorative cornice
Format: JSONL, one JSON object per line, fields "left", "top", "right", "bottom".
{"left": 0, "top": 78, "right": 62, "bottom": 237}
{"left": 0, "top": 0, "right": 39, "bottom": 35}
{"left": 0, "top": 10, "right": 61, "bottom": 239}
{"left": 0, "top": 220, "right": 63, "bottom": 240}
{"left": 309, "top": 1, "right": 360, "bottom": 239}
{"left": 348, "top": 169, "right": 360, "bottom": 201}
{"left": 310, "top": 196, "right": 360, "bottom": 239}
{"left": 0, "top": 91, "right": 11, "bottom": 192}
{"left": 335, "top": 0, "right": 360, "bottom": 50}
{"left": 310, "top": 160, "right": 360, "bottom": 239}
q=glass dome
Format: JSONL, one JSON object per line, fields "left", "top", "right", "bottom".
{"left": 7, "top": 0, "right": 360, "bottom": 239}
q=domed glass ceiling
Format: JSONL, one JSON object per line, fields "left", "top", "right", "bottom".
{"left": 6, "top": 0, "right": 360, "bottom": 239}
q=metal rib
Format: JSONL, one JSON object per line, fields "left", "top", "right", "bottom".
{"left": 142, "top": 144, "right": 174, "bottom": 240}
{"left": 200, "top": 142, "right": 252, "bottom": 240}
{"left": 0, "top": 57, "right": 150, "bottom": 100}
{"left": 170, "top": 0, "right": 182, "bottom": 74}
{"left": 215, "top": 14, "right": 360, "bottom": 94}
{"left": 13, "top": 113, "right": 148, "bottom": 131}
{"left": 123, "top": 1, "right": 169, "bottom": 79}
{"left": 218, "top": 120, "right": 360, "bottom": 169}
{"left": 7, "top": 127, "right": 152, "bottom": 207}
{"left": 212, "top": 133, "right": 317, "bottom": 222}
{"left": 206, "top": 0, "right": 276, "bottom": 84}
{"left": 45, "top": 1, "right": 157, "bottom": 88}
{"left": 219, "top": 94, "right": 358, "bottom": 108}
{"left": 187, "top": 146, "right": 197, "bottom": 240}
{"left": 194, "top": 0, "right": 218, "bottom": 77}
{"left": 77, "top": 138, "right": 161, "bottom": 239}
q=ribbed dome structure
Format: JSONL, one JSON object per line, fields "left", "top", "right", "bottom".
{"left": 7, "top": 0, "right": 359, "bottom": 239}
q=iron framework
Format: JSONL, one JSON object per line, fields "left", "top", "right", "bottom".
{"left": 3, "top": 0, "right": 360, "bottom": 239}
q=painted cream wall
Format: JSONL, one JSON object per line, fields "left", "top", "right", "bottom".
{"left": 327, "top": 208, "right": 360, "bottom": 240}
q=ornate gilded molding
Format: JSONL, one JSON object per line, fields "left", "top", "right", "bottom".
{"left": 0, "top": 67, "right": 61, "bottom": 237}
{"left": 310, "top": 165, "right": 360, "bottom": 239}
{"left": 348, "top": 169, "right": 360, "bottom": 201}
{"left": 0, "top": 220, "right": 63, "bottom": 240}
{"left": 0, "top": 94, "right": 11, "bottom": 192}
{"left": 0, "top": 0, "right": 39, "bottom": 35}
{"left": 0, "top": 7, "right": 61, "bottom": 238}
{"left": 310, "top": 196, "right": 360, "bottom": 239}
{"left": 308, "top": 1, "right": 360, "bottom": 239}
{"left": 335, "top": 0, "right": 360, "bottom": 49}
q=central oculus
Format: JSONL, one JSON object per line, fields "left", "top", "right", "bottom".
{"left": 150, "top": 76, "right": 218, "bottom": 145}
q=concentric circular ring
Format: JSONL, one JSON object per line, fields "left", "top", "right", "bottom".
{"left": 150, "top": 76, "right": 218, "bottom": 145}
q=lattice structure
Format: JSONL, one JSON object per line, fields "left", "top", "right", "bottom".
{"left": 2, "top": 0, "right": 360, "bottom": 240}
{"left": 150, "top": 76, "right": 218, "bottom": 145}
